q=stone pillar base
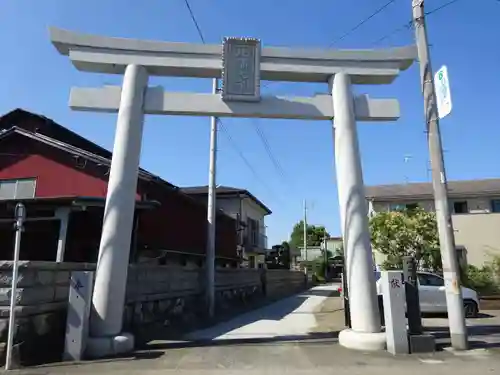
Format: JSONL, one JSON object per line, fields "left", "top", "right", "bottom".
{"left": 339, "top": 329, "right": 386, "bottom": 351}
{"left": 86, "top": 332, "right": 134, "bottom": 358}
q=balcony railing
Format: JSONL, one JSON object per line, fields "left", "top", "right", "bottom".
{"left": 243, "top": 231, "right": 268, "bottom": 250}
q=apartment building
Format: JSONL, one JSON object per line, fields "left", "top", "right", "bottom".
{"left": 366, "top": 178, "right": 500, "bottom": 267}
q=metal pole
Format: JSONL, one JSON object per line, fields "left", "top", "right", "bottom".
{"left": 55, "top": 207, "right": 70, "bottom": 263}
{"left": 303, "top": 199, "right": 307, "bottom": 263}
{"left": 206, "top": 78, "right": 219, "bottom": 319}
{"left": 6, "top": 203, "right": 26, "bottom": 371}
{"left": 402, "top": 256, "right": 423, "bottom": 335}
{"left": 412, "top": 0, "right": 468, "bottom": 350}
{"left": 324, "top": 235, "right": 328, "bottom": 280}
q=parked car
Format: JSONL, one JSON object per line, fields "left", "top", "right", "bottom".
{"left": 375, "top": 271, "right": 480, "bottom": 318}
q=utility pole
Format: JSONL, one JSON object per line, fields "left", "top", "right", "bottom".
{"left": 206, "top": 78, "right": 218, "bottom": 319}
{"left": 303, "top": 199, "right": 308, "bottom": 264}
{"left": 323, "top": 234, "right": 328, "bottom": 280}
{"left": 412, "top": 0, "right": 468, "bottom": 350}
{"left": 404, "top": 154, "right": 412, "bottom": 184}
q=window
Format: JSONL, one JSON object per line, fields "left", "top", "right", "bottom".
{"left": 389, "top": 203, "right": 406, "bottom": 212}
{"left": 418, "top": 273, "right": 444, "bottom": 287}
{"left": 247, "top": 218, "right": 260, "bottom": 246}
{"left": 405, "top": 203, "right": 419, "bottom": 211}
{"left": 491, "top": 199, "right": 500, "bottom": 213}
{"left": 453, "top": 201, "right": 468, "bottom": 214}
{"left": 389, "top": 203, "right": 419, "bottom": 212}
{"left": 0, "top": 179, "right": 36, "bottom": 200}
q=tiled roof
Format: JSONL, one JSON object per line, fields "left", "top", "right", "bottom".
{"left": 181, "top": 185, "right": 272, "bottom": 215}
{"left": 0, "top": 109, "right": 240, "bottom": 223}
{"left": 0, "top": 108, "right": 112, "bottom": 159}
{"left": 365, "top": 179, "right": 500, "bottom": 200}
{"left": 181, "top": 185, "right": 242, "bottom": 195}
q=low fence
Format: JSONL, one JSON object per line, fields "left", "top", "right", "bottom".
{"left": 0, "top": 261, "right": 307, "bottom": 365}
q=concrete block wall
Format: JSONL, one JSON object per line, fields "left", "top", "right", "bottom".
{"left": 0, "top": 261, "right": 307, "bottom": 365}
{"left": 266, "top": 269, "right": 307, "bottom": 299}
{"left": 122, "top": 266, "right": 265, "bottom": 340}
{"left": 213, "top": 268, "right": 263, "bottom": 314}
{"left": 0, "top": 261, "right": 96, "bottom": 366}
{"left": 123, "top": 265, "right": 202, "bottom": 336}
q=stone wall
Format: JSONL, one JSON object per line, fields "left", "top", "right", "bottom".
{"left": 0, "top": 261, "right": 307, "bottom": 365}
{"left": 123, "top": 265, "right": 202, "bottom": 338}
{"left": 0, "top": 261, "right": 96, "bottom": 366}
{"left": 123, "top": 266, "right": 266, "bottom": 342}
{"left": 266, "top": 269, "right": 308, "bottom": 299}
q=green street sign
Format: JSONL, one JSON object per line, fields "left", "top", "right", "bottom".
{"left": 435, "top": 65, "right": 452, "bottom": 119}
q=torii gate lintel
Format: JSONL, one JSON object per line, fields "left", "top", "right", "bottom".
{"left": 50, "top": 27, "right": 417, "bottom": 357}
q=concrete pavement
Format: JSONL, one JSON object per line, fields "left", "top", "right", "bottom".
{"left": 14, "top": 338, "right": 500, "bottom": 375}
{"left": 423, "top": 310, "right": 500, "bottom": 350}
{"left": 12, "top": 283, "right": 500, "bottom": 374}
{"left": 184, "top": 284, "right": 340, "bottom": 342}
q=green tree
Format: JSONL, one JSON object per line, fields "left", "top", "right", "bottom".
{"left": 267, "top": 241, "right": 292, "bottom": 269}
{"left": 289, "top": 220, "right": 330, "bottom": 249}
{"left": 369, "top": 208, "right": 441, "bottom": 271}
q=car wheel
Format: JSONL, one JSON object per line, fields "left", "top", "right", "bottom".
{"left": 464, "top": 300, "right": 479, "bottom": 318}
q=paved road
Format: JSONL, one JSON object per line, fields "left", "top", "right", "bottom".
{"left": 14, "top": 283, "right": 500, "bottom": 374}
{"left": 423, "top": 310, "right": 500, "bottom": 349}
{"left": 184, "top": 284, "right": 340, "bottom": 342}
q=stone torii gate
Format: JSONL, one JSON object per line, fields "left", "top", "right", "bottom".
{"left": 50, "top": 27, "right": 416, "bottom": 357}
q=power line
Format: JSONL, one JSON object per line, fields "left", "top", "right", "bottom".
{"left": 372, "top": 21, "right": 412, "bottom": 45}
{"left": 183, "top": 0, "right": 285, "bottom": 205}
{"left": 218, "top": 121, "right": 259, "bottom": 180}
{"left": 218, "top": 120, "right": 285, "bottom": 204}
{"left": 329, "top": 0, "right": 399, "bottom": 46}
{"left": 183, "top": 0, "right": 206, "bottom": 43}
{"left": 371, "top": 0, "right": 462, "bottom": 45}
{"left": 251, "top": 119, "right": 291, "bottom": 185}
{"left": 184, "top": 0, "right": 279, "bottom": 92}
{"left": 426, "top": 0, "right": 461, "bottom": 15}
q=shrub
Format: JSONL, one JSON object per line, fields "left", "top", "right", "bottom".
{"left": 462, "top": 264, "right": 498, "bottom": 295}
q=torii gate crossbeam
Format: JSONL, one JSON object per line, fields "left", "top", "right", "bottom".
{"left": 50, "top": 27, "right": 417, "bottom": 358}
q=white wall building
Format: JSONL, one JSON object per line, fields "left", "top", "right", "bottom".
{"left": 366, "top": 178, "right": 500, "bottom": 267}
{"left": 181, "top": 185, "right": 271, "bottom": 268}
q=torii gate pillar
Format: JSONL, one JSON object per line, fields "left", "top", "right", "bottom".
{"left": 331, "top": 73, "right": 385, "bottom": 350}
{"left": 50, "top": 27, "right": 417, "bottom": 357}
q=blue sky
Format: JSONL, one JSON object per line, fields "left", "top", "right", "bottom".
{"left": 1, "top": 0, "right": 500, "bottom": 246}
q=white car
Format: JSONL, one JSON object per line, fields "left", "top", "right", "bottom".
{"left": 375, "top": 271, "right": 480, "bottom": 318}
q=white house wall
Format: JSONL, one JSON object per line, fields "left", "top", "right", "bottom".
{"left": 369, "top": 196, "right": 500, "bottom": 267}
{"left": 216, "top": 198, "right": 241, "bottom": 219}
{"left": 241, "top": 197, "right": 268, "bottom": 236}
{"left": 214, "top": 196, "right": 268, "bottom": 240}
{"left": 370, "top": 197, "right": 500, "bottom": 215}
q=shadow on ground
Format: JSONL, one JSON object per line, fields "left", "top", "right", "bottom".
{"left": 137, "top": 289, "right": 338, "bottom": 349}
{"left": 138, "top": 286, "right": 340, "bottom": 351}
{"left": 301, "top": 289, "right": 340, "bottom": 297}
{"left": 423, "top": 312, "right": 495, "bottom": 319}
{"left": 145, "top": 331, "right": 340, "bottom": 351}
{"left": 425, "top": 323, "right": 500, "bottom": 350}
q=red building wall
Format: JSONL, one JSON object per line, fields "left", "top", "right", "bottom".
{"left": 0, "top": 133, "right": 238, "bottom": 259}
{"left": 0, "top": 134, "right": 110, "bottom": 198}
{"left": 136, "top": 181, "right": 238, "bottom": 259}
